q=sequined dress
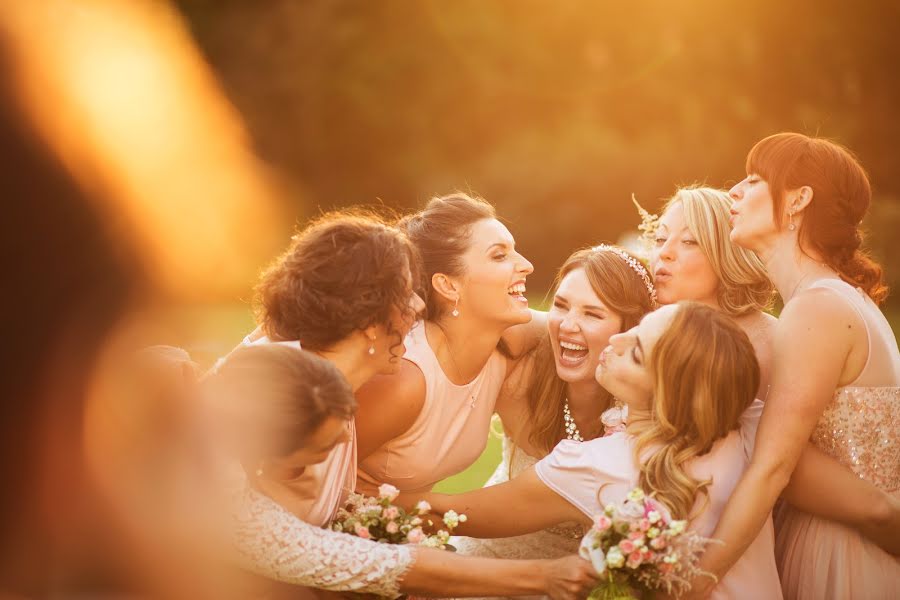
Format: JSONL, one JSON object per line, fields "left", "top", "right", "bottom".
{"left": 774, "top": 280, "right": 900, "bottom": 599}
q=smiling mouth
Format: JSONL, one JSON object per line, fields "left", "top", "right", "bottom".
{"left": 559, "top": 340, "right": 589, "bottom": 366}
{"left": 507, "top": 282, "right": 527, "bottom": 304}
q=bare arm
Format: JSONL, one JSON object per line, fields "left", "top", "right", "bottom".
{"left": 403, "top": 550, "right": 600, "bottom": 600}
{"left": 354, "top": 360, "right": 425, "bottom": 461}
{"left": 410, "top": 468, "right": 589, "bottom": 538}
{"left": 501, "top": 308, "right": 548, "bottom": 358}
{"left": 784, "top": 443, "right": 900, "bottom": 554}
{"left": 688, "top": 291, "right": 858, "bottom": 595}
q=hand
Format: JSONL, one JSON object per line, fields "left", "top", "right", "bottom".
{"left": 541, "top": 555, "right": 601, "bottom": 600}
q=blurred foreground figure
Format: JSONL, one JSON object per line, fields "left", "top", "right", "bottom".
{"left": 0, "top": 0, "right": 282, "bottom": 595}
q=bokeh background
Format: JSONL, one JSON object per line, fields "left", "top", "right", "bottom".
{"left": 172, "top": 0, "right": 900, "bottom": 492}
{"left": 172, "top": 0, "right": 900, "bottom": 361}
{"left": 2, "top": 2, "right": 899, "bottom": 592}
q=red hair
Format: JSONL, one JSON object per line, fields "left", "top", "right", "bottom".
{"left": 747, "top": 132, "right": 888, "bottom": 304}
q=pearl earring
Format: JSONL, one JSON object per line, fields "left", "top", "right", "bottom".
{"left": 788, "top": 211, "right": 796, "bottom": 231}
{"left": 255, "top": 465, "right": 264, "bottom": 477}
{"left": 451, "top": 298, "right": 460, "bottom": 318}
{"left": 368, "top": 335, "right": 376, "bottom": 355}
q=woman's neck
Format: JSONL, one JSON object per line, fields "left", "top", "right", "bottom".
{"left": 565, "top": 379, "right": 607, "bottom": 439}
{"left": 316, "top": 344, "right": 377, "bottom": 392}
{"left": 758, "top": 236, "right": 835, "bottom": 302}
{"left": 426, "top": 318, "right": 504, "bottom": 384}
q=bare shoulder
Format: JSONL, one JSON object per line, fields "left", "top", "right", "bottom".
{"left": 779, "top": 286, "right": 863, "bottom": 335}
{"left": 501, "top": 309, "right": 548, "bottom": 358}
{"left": 354, "top": 360, "right": 426, "bottom": 457}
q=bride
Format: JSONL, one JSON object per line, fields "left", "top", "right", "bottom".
{"left": 453, "top": 244, "right": 655, "bottom": 564}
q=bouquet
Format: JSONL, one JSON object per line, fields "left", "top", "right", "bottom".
{"left": 330, "top": 483, "right": 466, "bottom": 550}
{"left": 579, "top": 488, "right": 713, "bottom": 599}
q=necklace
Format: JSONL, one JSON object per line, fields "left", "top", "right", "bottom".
{"left": 563, "top": 399, "right": 584, "bottom": 442}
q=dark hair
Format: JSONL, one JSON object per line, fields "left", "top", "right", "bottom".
{"left": 747, "top": 132, "right": 888, "bottom": 304}
{"left": 397, "top": 193, "right": 496, "bottom": 319}
{"left": 211, "top": 344, "right": 356, "bottom": 459}
{"left": 254, "top": 210, "right": 421, "bottom": 350}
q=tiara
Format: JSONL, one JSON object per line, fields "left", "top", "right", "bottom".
{"left": 631, "top": 194, "right": 660, "bottom": 254}
{"left": 591, "top": 243, "right": 658, "bottom": 306}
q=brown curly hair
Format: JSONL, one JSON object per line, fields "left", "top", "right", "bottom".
{"left": 253, "top": 209, "right": 421, "bottom": 351}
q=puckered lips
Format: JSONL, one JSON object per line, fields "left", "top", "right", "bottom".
{"left": 654, "top": 266, "right": 672, "bottom": 284}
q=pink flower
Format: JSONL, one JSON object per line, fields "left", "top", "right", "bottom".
{"left": 618, "top": 539, "right": 635, "bottom": 554}
{"left": 378, "top": 484, "right": 400, "bottom": 502}
{"left": 383, "top": 506, "right": 400, "bottom": 520}
{"left": 650, "top": 536, "right": 667, "bottom": 550}
{"left": 354, "top": 524, "right": 371, "bottom": 539}
{"left": 659, "top": 562, "right": 674, "bottom": 574}
{"left": 592, "top": 515, "right": 612, "bottom": 532}
{"left": 628, "top": 531, "right": 645, "bottom": 545}
{"left": 385, "top": 521, "right": 399, "bottom": 534}
{"left": 407, "top": 527, "right": 425, "bottom": 544}
{"left": 638, "top": 518, "right": 651, "bottom": 532}
{"left": 627, "top": 550, "right": 644, "bottom": 568}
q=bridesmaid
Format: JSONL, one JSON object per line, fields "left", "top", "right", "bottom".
{"left": 236, "top": 210, "right": 425, "bottom": 524}
{"left": 454, "top": 244, "right": 655, "bottom": 565}
{"left": 355, "top": 193, "right": 534, "bottom": 494}
{"left": 689, "top": 133, "right": 900, "bottom": 599}
{"left": 408, "top": 303, "right": 784, "bottom": 599}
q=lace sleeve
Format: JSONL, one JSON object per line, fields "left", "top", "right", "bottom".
{"left": 228, "top": 479, "right": 416, "bottom": 598}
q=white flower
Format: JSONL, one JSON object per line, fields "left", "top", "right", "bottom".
{"left": 606, "top": 546, "right": 625, "bottom": 569}
{"left": 626, "top": 488, "right": 645, "bottom": 503}
{"left": 415, "top": 500, "right": 432, "bottom": 513}
{"left": 647, "top": 510, "right": 661, "bottom": 524}
{"left": 620, "top": 500, "right": 645, "bottom": 519}
{"left": 668, "top": 520, "right": 687, "bottom": 535}
{"left": 420, "top": 536, "right": 443, "bottom": 548}
{"left": 647, "top": 527, "right": 660, "bottom": 539}
{"left": 443, "top": 510, "right": 461, "bottom": 528}
{"left": 378, "top": 483, "right": 400, "bottom": 501}
{"left": 578, "top": 535, "right": 607, "bottom": 575}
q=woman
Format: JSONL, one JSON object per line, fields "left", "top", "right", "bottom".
{"left": 649, "top": 186, "right": 777, "bottom": 398}
{"left": 211, "top": 343, "right": 599, "bottom": 599}
{"left": 355, "top": 193, "right": 535, "bottom": 494}
{"left": 407, "top": 302, "right": 783, "bottom": 599}
{"left": 235, "top": 210, "right": 425, "bottom": 525}
{"left": 454, "top": 244, "right": 656, "bottom": 564}
{"left": 688, "top": 132, "right": 900, "bottom": 599}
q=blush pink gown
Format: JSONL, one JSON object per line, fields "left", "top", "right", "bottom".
{"left": 773, "top": 280, "right": 900, "bottom": 599}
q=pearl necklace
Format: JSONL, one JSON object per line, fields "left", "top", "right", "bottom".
{"left": 563, "top": 399, "right": 583, "bottom": 442}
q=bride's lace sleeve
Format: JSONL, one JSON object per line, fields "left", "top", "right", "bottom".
{"left": 229, "top": 480, "right": 416, "bottom": 598}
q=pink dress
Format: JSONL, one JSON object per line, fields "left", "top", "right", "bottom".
{"left": 774, "top": 280, "right": 900, "bottom": 599}
{"left": 240, "top": 334, "right": 357, "bottom": 526}
{"left": 536, "top": 401, "right": 784, "bottom": 600}
{"left": 357, "top": 322, "right": 507, "bottom": 495}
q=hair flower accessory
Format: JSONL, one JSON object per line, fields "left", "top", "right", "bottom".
{"left": 632, "top": 194, "right": 660, "bottom": 254}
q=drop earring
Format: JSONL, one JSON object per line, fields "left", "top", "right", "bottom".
{"left": 788, "top": 210, "right": 796, "bottom": 231}
{"left": 368, "top": 335, "right": 376, "bottom": 355}
{"left": 451, "top": 297, "right": 460, "bottom": 317}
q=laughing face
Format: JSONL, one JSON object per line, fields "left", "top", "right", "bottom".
{"left": 455, "top": 218, "right": 534, "bottom": 327}
{"left": 548, "top": 268, "right": 623, "bottom": 385}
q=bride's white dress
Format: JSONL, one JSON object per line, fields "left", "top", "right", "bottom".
{"left": 451, "top": 434, "right": 585, "bottom": 599}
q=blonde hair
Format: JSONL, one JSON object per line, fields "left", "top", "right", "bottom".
{"left": 663, "top": 186, "right": 774, "bottom": 316}
{"left": 630, "top": 302, "right": 759, "bottom": 520}
{"left": 527, "top": 246, "right": 656, "bottom": 453}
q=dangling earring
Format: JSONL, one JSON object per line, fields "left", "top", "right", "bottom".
{"left": 788, "top": 210, "right": 796, "bottom": 231}
{"left": 255, "top": 463, "right": 264, "bottom": 477}
{"left": 368, "top": 335, "right": 376, "bottom": 355}
{"left": 451, "top": 297, "right": 460, "bottom": 318}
